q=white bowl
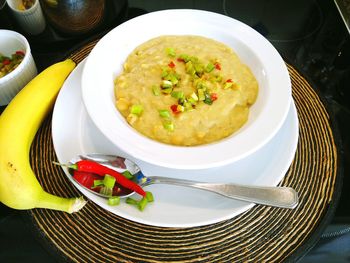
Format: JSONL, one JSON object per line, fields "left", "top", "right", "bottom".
{"left": 81, "top": 9, "right": 291, "bottom": 170}
{"left": 0, "top": 29, "right": 37, "bottom": 105}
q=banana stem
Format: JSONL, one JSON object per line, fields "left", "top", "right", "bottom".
{"left": 35, "top": 191, "right": 87, "bottom": 213}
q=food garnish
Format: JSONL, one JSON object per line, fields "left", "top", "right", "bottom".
{"left": 0, "top": 51, "right": 25, "bottom": 78}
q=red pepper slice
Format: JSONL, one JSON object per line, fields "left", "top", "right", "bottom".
{"left": 214, "top": 62, "right": 221, "bottom": 70}
{"left": 73, "top": 170, "right": 102, "bottom": 189}
{"left": 168, "top": 61, "right": 175, "bottom": 68}
{"left": 72, "top": 160, "right": 146, "bottom": 197}
{"left": 226, "top": 79, "right": 233, "bottom": 83}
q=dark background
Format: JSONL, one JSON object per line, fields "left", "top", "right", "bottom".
{"left": 1, "top": 0, "right": 349, "bottom": 261}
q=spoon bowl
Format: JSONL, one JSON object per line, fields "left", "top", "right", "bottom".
{"left": 69, "top": 153, "right": 299, "bottom": 209}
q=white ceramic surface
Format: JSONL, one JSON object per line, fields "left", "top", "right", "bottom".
{"left": 0, "top": 29, "right": 37, "bottom": 105}
{"left": 52, "top": 60, "right": 298, "bottom": 228}
{"left": 81, "top": 9, "right": 292, "bottom": 170}
{"left": 6, "top": 0, "right": 46, "bottom": 35}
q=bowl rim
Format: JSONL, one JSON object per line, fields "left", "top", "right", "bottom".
{"left": 0, "top": 29, "right": 32, "bottom": 84}
{"left": 81, "top": 9, "right": 292, "bottom": 170}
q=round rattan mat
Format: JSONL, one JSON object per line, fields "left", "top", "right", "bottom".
{"left": 27, "top": 40, "right": 338, "bottom": 263}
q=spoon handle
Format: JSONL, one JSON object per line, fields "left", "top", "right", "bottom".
{"left": 148, "top": 176, "right": 298, "bottom": 209}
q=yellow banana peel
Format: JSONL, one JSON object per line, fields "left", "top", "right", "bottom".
{"left": 0, "top": 59, "right": 86, "bottom": 213}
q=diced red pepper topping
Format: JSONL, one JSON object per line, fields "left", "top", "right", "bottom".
{"left": 170, "top": 104, "right": 181, "bottom": 114}
{"left": 226, "top": 79, "right": 233, "bottom": 83}
{"left": 214, "top": 62, "right": 221, "bottom": 70}
{"left": 3, "top": 59, "right": 10, "bottom": 65}
{"left": 15, "top": 50, "right": 25, "bottom": 56}
{"left": 211, "top": 93, "right": 218, "bottom": 101}
{"left": 168, "top": 61, "right": 176, "bottom": 68}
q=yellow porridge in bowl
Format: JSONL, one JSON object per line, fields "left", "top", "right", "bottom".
{"left": 115, "top": 35, "right": 258, "bottom": 146}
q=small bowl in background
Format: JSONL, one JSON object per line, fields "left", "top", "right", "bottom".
{"left": 0, "top": 29, "right": 37, "bottom": 105}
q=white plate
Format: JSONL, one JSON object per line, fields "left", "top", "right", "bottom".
{"left": 81, "top": 9, "right": 292, "bottom": 169}
{"left": 52, "top": 60, "right": 298, "bottom": 228}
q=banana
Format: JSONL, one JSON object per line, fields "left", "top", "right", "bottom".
{"left": 0, "top": 59, "right": 86, "bottom": 213}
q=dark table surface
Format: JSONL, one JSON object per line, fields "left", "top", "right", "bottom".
{"left": 1, "top": 0, "right": 350, "bottom": 262}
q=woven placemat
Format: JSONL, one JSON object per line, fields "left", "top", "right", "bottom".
{"left": 27, "top": 40, "right": 338, "bottom": 263}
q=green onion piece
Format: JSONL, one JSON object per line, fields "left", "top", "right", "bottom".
{"left": 163, "top": 121, "right": 174, "bottom": 131}
{"left": 126, "top": 197, "right": 138, "bottom": 205}
{"left": 152, "top": 85, "right": 160, "bottom": 96}
{"left": 138, "top": 197, "right": 148, "bottom": 211}
{"left": 103, "top": 174, "right": 116, "bottom": 189}
{"left": 122, "top": 170, "right": 133, "bottom": 179}
{"left": 171, "top": 91, "right": 184, "bottom": 99}
{"left": 161, "top": 80, "right": 173, "bottom": 89}
{"left": 100, "top": 187, "right": 113, "bottom": 196}
{"left": 166, "top": 47, "right": 176, "bottom": 57}
{"left": 93, "top": 180, "right": 104, "bottom": 188}
{"left": 145, "top": 192, "right": 154, "bottom": 202}
{"left": 159, "top": 109, "right": 171, "bottom": 118}
{"left": 190, "top": 92, "right": 199, "bottom": 101}
{"left": 108, "top": 196, "right": 120, "bottom": 206}
{"left": 130, "top": 104, "right": 143, "bottom": 116}
{"left": 205, "top": 62, "right": 215, "bottom": 73}
{"left": 203, "top": 92, "right": 213, "bottom": 105}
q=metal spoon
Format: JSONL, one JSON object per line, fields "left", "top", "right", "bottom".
{"left": 69, "top": 153, "right": 299, "bottom": 209}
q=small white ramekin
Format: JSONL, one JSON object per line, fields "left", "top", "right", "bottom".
{"left": 0, "top": 29, "right": 37, "bottom": 105}
{"left": 6, "top": 0, "right": 46, "bottom": 35}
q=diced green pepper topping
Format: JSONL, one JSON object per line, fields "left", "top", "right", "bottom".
{"left": 159, "top": 109, "right": 171, "bottom": 118}
{"left": 152, "top": 85, "right": 161, "bottom": 96}
{"left": 166, "top": 47, "right": 176, "bottom": 57}
{"left": 185, "top": 61, "right": 196, "bottom": 76}
{"left": 161, "top": 87, "right": 173, "bottom": 94}
{"left": 198, "top": 89, "right": 205, "bottom": 101}
{"left": 163, "top": 121, "right": 174, "bottom": 131}
{"left": 171, "top": 90, "right": 184, "bottom": 99}
{"left": 130, "top": 104, "right": 143, "bottom": 116}
{"left": 165, "top": 73, "right": 179, "bottom": 85}
{"left": 108, "top": 196, "right": 120, "bottom": 206}
{"left": 205, "top": 62, "right": 215, "bottom": 73}
{"left": 178, "top": 54, "right": 190, "bottom": 62}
